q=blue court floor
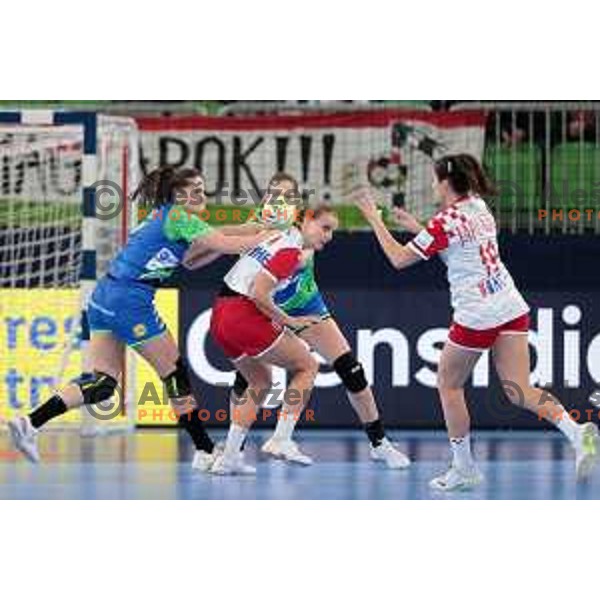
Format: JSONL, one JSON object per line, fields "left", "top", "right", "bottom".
{"left": 0, "top": 429, "right": 598, "bottom": 499}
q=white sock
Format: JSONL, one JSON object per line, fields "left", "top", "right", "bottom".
{"left": 225, "top": 423, "right": 248, "bottom": 456}
{"left": 450, "top": 435, "right": 475, "bottom": 470}
{"left": 553, "top": 408, "right": 581, "bottom": 446}
{"left": 273, "top": 407, "right": 299, "bottom": 441}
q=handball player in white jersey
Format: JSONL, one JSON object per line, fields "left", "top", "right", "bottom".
{"left": 208, "top": 188, "right": 338, "bottom": 475}
{"left": 354, "top": 153, "right": 599, "bottom": 491}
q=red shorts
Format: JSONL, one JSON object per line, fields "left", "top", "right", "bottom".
{"left": 448, "top": 313, "right": 530, "bottom": 351}
{"left": 210, "top": 296, "right": 284, "bottom": 360}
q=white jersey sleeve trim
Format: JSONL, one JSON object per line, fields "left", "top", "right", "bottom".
{"left": 407, "top": 240, "right": 429, "bottom": 261}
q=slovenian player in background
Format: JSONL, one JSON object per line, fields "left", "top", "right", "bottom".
{"left": 354, "top": 153, "right": 599, "bottom": 491}
{"left": 8, "top": 166, "right": 270, "bottom": 471}
{"left": 231, "top": 222, "right": 410, "bottom": 468}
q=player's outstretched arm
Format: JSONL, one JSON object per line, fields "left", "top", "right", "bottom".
{"left": 191, "top": 229, "right": 274, "bottom": 257}
{"left": 353, "top": 187, "right": 421, "bottom": 270}
{"left": 217, "top": 223, "right": 266, "bottom": 236}
{"left": 182, "top": 224, "right": 279, "bottom": 270}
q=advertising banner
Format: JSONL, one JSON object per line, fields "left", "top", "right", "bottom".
{"left": 181, "top": 288, "right": 600, "bottom": 429}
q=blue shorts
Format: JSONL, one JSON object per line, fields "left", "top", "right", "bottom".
{"left": 87, "top": 276, "right": 167, "bottom": 347}
{"left": 283, "top": 292, "right": 331, "bottom": 319}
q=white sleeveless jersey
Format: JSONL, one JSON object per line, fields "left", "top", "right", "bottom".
{"left": 407, "top": 195, "right": 529, "bottom": 329}
{"left": 224, "top": 227, "right": 303, "bottom": 297}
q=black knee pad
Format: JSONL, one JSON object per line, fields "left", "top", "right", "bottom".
{"left": 72, "top": 371, "right": 118, "bottom": 405}
{"left": 333, "top": 351, "right": 368, "bottom": 393}
{"left": 163, "top": 357, "right": 192, "bottom": 399}
{"left": 233, "top": 371, "right": 249, "bottom": 397}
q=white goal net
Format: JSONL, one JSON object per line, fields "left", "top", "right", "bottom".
{"left": 0, "top": 115, "right": 140, "bottom": 433}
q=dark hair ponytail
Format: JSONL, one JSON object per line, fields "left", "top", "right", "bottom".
{"left": 434, "top": 154, "right": 496, "bottom": 197}
{"left": 132, "top": 166, "right": 202, "bottom": 209}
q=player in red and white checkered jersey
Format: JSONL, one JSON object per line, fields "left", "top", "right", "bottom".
{"left": 354, "top": 153, "right": 599, "bottom": 491}
{"left": 210, "top": 193, "right": 339, "bottom": 475}
{"left": 408, "top": 185, "right": 529, "bottom": 334}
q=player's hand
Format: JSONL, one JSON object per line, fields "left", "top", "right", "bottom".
{"left": 285, "top": 315, "right": 323, "bottom": 332}
{"left": 351, "top": 186, "right": 380, "bottom": 221}
{"left": 391, "top": 207, "right": 423, "bottom": 234}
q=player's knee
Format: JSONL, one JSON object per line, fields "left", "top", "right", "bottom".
{"left": 436, "top": 371, "right": 447, "bottom": 391}
{"left": 253, "top": 372, "right": 273, "bottom": 395}
{"left": 234, "top": 374, "right": 271, "bottom": 408}
{"left": 237, "top": 367, "right": 272, "bottom": 397}
{"left": 163, "top": 357, "right": 192, "bottom": 399}
{"left": 437, "top": 376, "right": 464, "bottom": 404}
{"left": 72, "top": 371, "right": 118, "bottom": 405}
{"left": 333, "top": 352, "right": 368, "bottom": 393}
{"left": 437, "top": 368, "right": 458, "bottom": 393}
{"left": 288, "top": 352, "right": 319, "bottom": 377}
{"left": 232, "top": 371, "right": 249, "bottom": 397}
{"left": 253, "top": 377, "right": 273, "bottom": 397}
{"left": 302, "top": 354, "right": 319, "bottom": 378}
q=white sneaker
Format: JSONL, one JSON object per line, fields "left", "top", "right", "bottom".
{"left": 261, "top": 437, "right": 313, "bottom": 466}
{"left": 210, "top": 452, "right": 256, "bottom": 476}
{"left": 429, "top": 464, "right": 483, "bottom": 492}
{"left": 370, "top": 438, "right": 411, "bottom": 469}
{"left": 192, "top": 449, "right": 220, "bottom": 472}
{"left": 575, "top": 422, "right": 600, "bottom": 481}
{"left": 8, "top": 416, "right": 40, "bottom": 463}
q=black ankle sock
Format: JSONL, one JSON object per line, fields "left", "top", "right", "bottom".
{"left": 29, "top": 395, "right": 68, "bottom": 430}
{"left": 179, "top": 410, "right": 214, "bottom": 453}
{"left": 365, "top": 419, "right": 385, "bottom": 447}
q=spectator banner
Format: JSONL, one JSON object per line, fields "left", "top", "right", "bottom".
{"left": 137, "top": 111, "right": 486, "bottom": 221}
